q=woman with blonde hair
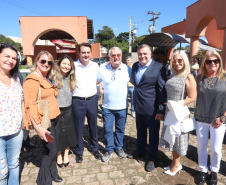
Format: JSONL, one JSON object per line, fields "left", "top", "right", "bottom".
{"left": 23, "top": 50, "right": 63, "bottom": 184}
{"left": 195, "top": 50, "right": 226, "bottom": 185}
{"left": 55, "top": 54, "right": 78, "bottom": 168}
{"left": 160, "top": 50, "right": 197, "bottom": 176}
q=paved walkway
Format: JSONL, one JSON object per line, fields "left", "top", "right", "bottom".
{"left": 20, "top": 101, "right": 226, "bottom": 185}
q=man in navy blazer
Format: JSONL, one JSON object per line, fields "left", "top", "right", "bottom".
{"left": 127, "top": 44, "right": 167, "bottom": 172}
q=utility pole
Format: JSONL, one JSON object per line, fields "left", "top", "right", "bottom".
{"left": 128, "top": 15, "right": 138, "bottom": 53}
{"left": 129, "top": 15, "right": 132, "bottom": 53}
{"left": 148, "top": 11, "right": 161, "bottom": 34}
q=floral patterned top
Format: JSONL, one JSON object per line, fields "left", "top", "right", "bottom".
{"left": 0, "top": 77, "right": 23, "bottom": 136}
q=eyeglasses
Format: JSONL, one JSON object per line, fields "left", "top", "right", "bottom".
{"left": 205, "top": 59, "right": 220, "bottom": 65}
{"left": 172, "top": 59, "right": 183, "bottom": 64}
{"left": 40, "top": 59, "right": 53, "bottom": 66}
{"left": 111, "top": 70, "right": 116, "bottom": 81}
{"left": 111, "top": 54, "right": 121, "bottom": 59}
{"left": 1, "top": 43, "right": 18, "bottom": 52}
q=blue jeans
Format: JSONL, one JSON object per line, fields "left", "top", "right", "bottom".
{"left": 0, "top": 130, "right": 23, "bottom": 185}
{"left": 102, "top": 107, "right": 127, "bottom": 152}
{"left": 128, "top": 87, "right": 134, "bottom": 112}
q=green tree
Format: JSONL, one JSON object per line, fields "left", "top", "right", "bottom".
{"left": 132, "top": 35, "right": 147, "bottom": 52}
{"left": 95, "top": 26, "right": 115, "bottom": 43}
{"left": 0, "top": 34, "right": 22, "bottom": 53}
{"left": 116, "top": 32, "right": 129, "bottom": 43}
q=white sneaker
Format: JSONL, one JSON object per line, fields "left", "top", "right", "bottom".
{"left": 132, "top": 112, "right": 136, "bottom": 118}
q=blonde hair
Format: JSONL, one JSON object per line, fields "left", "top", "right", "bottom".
{"left": 31, "top": 50, "right": 55, "bottom": 80}
{"left": 200, "top": 50, "right": 225, "bottom": 80}
{"left": 55, "top": 55, "right": 76, "bottom": 91}
{"left": 170, "top": 50, "right": 190, "bottom": 77}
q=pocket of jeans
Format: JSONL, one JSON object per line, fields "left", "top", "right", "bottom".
{"left": 0, "top": 157, "right": 8, "bottom": 180}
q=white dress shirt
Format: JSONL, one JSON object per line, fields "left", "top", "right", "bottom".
{"left": 72, "top": 59, "right": 99, "bottom": 97}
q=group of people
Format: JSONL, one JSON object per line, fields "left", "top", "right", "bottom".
{"left": 0, "top": 42, "right": 225, "bottom": 185}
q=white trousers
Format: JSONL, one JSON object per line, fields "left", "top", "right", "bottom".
{"left": 196, "top": 121, "right": 225, "bottom": 173}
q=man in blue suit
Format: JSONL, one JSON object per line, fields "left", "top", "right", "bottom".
{"left": 127, "top": 44, "right": 166, "bottom": 172}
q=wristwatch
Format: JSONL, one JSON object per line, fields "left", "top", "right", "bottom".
{"left": 220, "top": 115, "right": 226, "bottom": 123}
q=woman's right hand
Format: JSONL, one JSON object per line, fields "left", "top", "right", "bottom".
{"left": 164, "top": 103, "right": 169, "bottom": 111}
{"left": 35, "top": 124, "right": 51, "bottom": 142}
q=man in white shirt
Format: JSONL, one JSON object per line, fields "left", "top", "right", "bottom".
{"left": 72, "top": 43, "right": 101, "bottom": 163}
{"left": 97, "top": 47, "right": 132, "bottom": 162}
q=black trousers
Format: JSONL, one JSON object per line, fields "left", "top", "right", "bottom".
{"left": 36, "top": 116, "right": 60, "bottom": 185}
{"left": 72, "top": 95, "right": 98, "bottom": 155}
{"left": 135, "top": 111, "right": 160, "bottom": 161}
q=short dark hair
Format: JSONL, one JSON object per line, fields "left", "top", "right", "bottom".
{"left": 78, "top": 43, "right": 92, "bottom": 53}
{"left": 137, "top": 44, "right": 151, "bottom": 53}
{"left": 0, "top": 43, "right": 19, "bottom": 79}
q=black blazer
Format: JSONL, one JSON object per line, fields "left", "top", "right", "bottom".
{"left": 132, "top": 60, "right": 167, "bottom": 116}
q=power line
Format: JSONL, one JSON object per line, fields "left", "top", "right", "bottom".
{"left": 2, "top": 0, "right": 47, "bottom": 16}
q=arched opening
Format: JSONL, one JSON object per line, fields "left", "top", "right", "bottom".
{"left": 32, "top": 29, "right": 78, "bottom": 61}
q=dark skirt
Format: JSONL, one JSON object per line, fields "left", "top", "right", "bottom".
{"left": 57, "top": 105, "right": 78, "bottom": 151}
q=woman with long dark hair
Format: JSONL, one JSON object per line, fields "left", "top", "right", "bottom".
{"left": 0, "top": 43, "right": 23, "bottom": 185}
{"left": 55, "top": 55, "right": 77, "bottom": 168}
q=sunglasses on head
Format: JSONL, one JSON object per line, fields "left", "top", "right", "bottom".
{"left": 40, "top": 59, "right": 53, "bottom": 66}
{"left": 173, "top": 59, "right": 183, "bottom": 64}
{"left": 205, "top": 59, "right": 220, "bottom": 65}
{"left": 111, "top": 54, "right": 121, "bottom": 59}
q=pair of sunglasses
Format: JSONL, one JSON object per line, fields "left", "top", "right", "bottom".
{"left": 111, "top": 54, "right": 121, "bottom": 59}
{"left": 172, "top": 59, "right": 183, "bottom": 64}
{"left": 205, "top": 59, "right": 220, "bottom": 65}
{"left": 40, "top": 59, "right": 53, "bottom": 66}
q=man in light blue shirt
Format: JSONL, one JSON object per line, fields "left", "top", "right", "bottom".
{"left": 97, "top": 47, "right": 131, "bottom": 162}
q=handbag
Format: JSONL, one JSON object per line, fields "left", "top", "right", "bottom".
{"left": 37, "top": 83, "right": 51, "bottom": 130}
{"left": 180, "top": 74, "right": 197, "bottom": 132}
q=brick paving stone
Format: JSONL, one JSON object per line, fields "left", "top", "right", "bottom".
{"left": 99, "top": 180, "right": 114, "bottom": 185}
{"left": 60, "top": 169, "right": 72, "bottom": 176}
{"left": 109, "top": 170, "right": 124, "bottom": 178}
{"left": 73, "top": 168, "right": 87, "bottom": 176}
{"left": 88, "top": 166, "right": 101, "bottom": 174}
{"left": 85, "top": 181, "right": 100, "bottom": 185}
{"left": 66, "top": 175, "right": 82, "bottom": 184}
{"left": 97, "top": 173, "right": 109, "bottom": 181}
{"left": 101, "top": 165, "right": 117, "bottom": 172}
{"left": 130, "top": 176, "right": 146, "bottom": 184}
{"left": 82, "top": 174, "right": 97, "bottom": 183}
{"left": 115, "top": 178, "right": 131, "bottom": 185}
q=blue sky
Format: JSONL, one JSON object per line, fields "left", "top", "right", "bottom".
{"left": 1, "top": 0, "right": 198, "bottom": 39}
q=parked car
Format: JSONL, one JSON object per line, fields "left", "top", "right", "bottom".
{"left": 91, "top": 58, "right": 106, "bottom": 66}
{"left": 19, "top": 68, "right": 31, "bottom": 80}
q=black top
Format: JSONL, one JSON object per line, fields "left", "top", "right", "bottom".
{"left": 195, "top": 75, "right": 226, "bottom": 123}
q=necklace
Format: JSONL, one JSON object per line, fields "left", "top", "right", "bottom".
{"left": 206, "top": 77, "right": 217, "bottom": 89}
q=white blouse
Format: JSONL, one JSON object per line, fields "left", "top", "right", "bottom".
{"left": 0, "top": 77, "right": 23, "bottom": 136}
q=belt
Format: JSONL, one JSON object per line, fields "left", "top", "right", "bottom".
{"left": 72, "top": 95, "right": 95, "bottom": 101}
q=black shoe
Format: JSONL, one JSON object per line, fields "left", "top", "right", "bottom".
{"left": 197, "top": 172, "right": 207, "bottom": 185}
{"left": 91, "top": 151, "right": 102, "bottom": 160}
{"left": 63, "top": 161, "right": 69, "bottom": 167}
{"left": 52, "top": 176, "right": 63, "bottom": 182}
{"left": 145, "top": 161, "right": 155, "bottom": 172}
{"left": 76, "top": 154, "right": 83, "bottom": 163}
{"left": 210, "top": 172, "right": 217, "bottom": 185}
{"left": 127, "top": 152, "right": 145, "bottom": 159}
{"left": 57, "top": 162, "right": 63, "bottom": 168}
